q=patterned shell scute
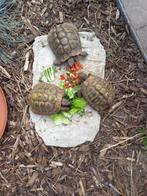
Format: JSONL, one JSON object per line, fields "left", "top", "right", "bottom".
{"left": 28, "top": 83, "right": 65, "bottom": 115}
{"left": 48, "top": 22, "right": 82, "bottom": 62}
{"left": 81, "top": 75, "right": 115, "bottom": 111}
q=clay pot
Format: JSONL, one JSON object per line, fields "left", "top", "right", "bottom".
{"left": 0, "top": 87, "right": 7, "bottom": 138}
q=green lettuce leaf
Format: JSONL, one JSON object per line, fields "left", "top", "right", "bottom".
{"left": 62, "top": 108, "right": 79, "bottom": 119}
{"left": 58, "top": 81, "right": 65, "bottom": 89}
{"left": 61, "top": 97, "right": 87, "bottom": 119}
{"left": 50, "top": 113, "right": 71, "bottom": 125}
{"left": 49, "top": 71, "right": 86, "bottom": 125}
{"left": 72, "top": 97, "right": 86, "bottom": 110}
{"left": 65, "top": 85, "right": 81, "bottom": 99}
{"left": 40, "top": 65, "right": 56, "bottom": 83}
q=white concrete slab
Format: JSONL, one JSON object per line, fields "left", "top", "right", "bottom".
{"left": 30, "top": 32, "right": 106, "bottom": 147}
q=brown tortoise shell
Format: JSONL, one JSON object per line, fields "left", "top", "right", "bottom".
{"left": 48, "top": 22, "right": 82, "bottom": 63}
{"left": 81, "top": 74, "right": 115, "bottom": 112}
{"left": 28, "top": 83, "right": 65, "bottom": 115}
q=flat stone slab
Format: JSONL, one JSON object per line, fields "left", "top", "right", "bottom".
{"left": 117, "top": 0, "right": 147, "bottom": 62}
{"left": 30, "top": 32, "right": 106, "bottom": 148}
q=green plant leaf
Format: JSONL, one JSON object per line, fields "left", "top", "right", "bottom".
{"left": 65, "top": 85, "right": 81, "bottom": 99}
{"left": 40, "top": 65, "right": 56, "bottom": 83}
{"left": 58, "top": 81, "right": 65, "bottom": 89}
{"left": 50, "top": 113, "right": 71, "bottom": 125}
{"left": 72, "top": 97, "right": 86, "bottom": 110}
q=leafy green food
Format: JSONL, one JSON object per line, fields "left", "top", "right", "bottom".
{"left": 58, "top": 82, "right": 81, "bottom": 99}
{"left": 40, "top": 66, "right": 86, "bottom": 125}
{"left": 58, "top": 81, "right": 65, "bottom": 89}
{"left": 68, "top": 108, "right": 80, "bottom": 116}
{"left": 50, "top": 97, "right": 87, "bottom": 125}
{"left": 40, "top": 65, "right": 56, "bottom": 83}
{"left": 62, "top": 108, "right": 79, "bottom": 119}
{"left": 61, "top": 97, "right": 86, "bottom": 117}
{"left": 65, "top": 85, "right": 81, "bottom": 99}
{"left": 65, "top": 88, "right": 74, "bottom": 99}
{"left": 72, "top": 97, "right": 86, "bottom": 110}
{"left": 50, "top": 113, "right": 71, "bottom": 125}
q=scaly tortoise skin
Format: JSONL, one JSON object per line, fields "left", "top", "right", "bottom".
{"left": 80, "top": 73, "right": 115, "bottom": 112}
{"left": 48, "top": 22, "right": 87, "bottom": 66}
{"left": 28, "top": 82, "right": 70, "bottom": 115}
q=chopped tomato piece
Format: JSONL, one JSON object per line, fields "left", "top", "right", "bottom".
{"left": 70, "top": 66, "right": 76, "bottom": 71}
{"left": 73, "top": 61, "right": 83, "bottom": 71}
{"left": 59, "top": 62, "right": 83, "bottom": 87}
{"left": 60, "top": 74, "right": 66, "bottom": 80}
{"left": 69, "top": 72, "right": 79, "bottom": 79}
{"left": 72, "top": 78, "right": 80, "bottom": 86}
{"left": 64, "top": 81, "right": 72, "bottom": 88}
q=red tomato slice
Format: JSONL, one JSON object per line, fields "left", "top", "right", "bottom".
{"left": 60, "top": 74, "right": 66, "bottom": 80}
{"left": 64, "top": 80, "right": 72, "bottom": 88}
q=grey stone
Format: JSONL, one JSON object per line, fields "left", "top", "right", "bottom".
{"left": 117, "top": 0, "right": 147, "bottom": 62}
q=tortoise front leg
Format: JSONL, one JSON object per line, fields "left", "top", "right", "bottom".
{"left": 53, "top": 59, "right": 61, "bottom": 66}
{"left": 80, "top": 51, "right": 88, "bottom": 56}
{"left": 67, "top": 56, "right": 82, "bottom": 67}
{"left": 67, "top": 57, "right": 75, "bottom": 67}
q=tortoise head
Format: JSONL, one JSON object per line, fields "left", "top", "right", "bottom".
{"left": 79, "top": 72, "right": 91, "bottom": 83}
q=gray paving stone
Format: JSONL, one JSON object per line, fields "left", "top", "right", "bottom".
{"left": 116, "top": 0, "right": 147, "bottom": 62}
{"left": 123, "top": 0, "right": 147, "bottom": 29}
{"left": 137, "top": 25, "right": 147, "bottom": 51}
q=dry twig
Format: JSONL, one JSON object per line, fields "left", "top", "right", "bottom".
{"left": 0, "top": 65, "right": 11, "bottom": 78}
{"left": 79, "top": 179, "right": 86, "bottom": 196}
{"left": 24, "top": 51, "right": 30, "bottom": 72}
{"left": 100, "top": 133, "right": 142, "bottom": 153}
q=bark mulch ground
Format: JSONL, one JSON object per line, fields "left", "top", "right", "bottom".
{"left": 0, "top": 0, "right": 147, "bottom": 195}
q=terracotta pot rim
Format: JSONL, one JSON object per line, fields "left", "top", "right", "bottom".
{"left": 0, "top": 87, "right": 8, "bottom": 139}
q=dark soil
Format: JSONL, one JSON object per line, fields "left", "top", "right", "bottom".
{"left": 0, "top": 0, "right": 147, "bottom": 195}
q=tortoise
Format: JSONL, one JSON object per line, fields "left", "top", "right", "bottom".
{"left": 79, "top": 72, "right": 115, "bottom": 112}
{"left": 28, "top": 82, "right": 70, "bottom": 115}
{"left": 48, "top": 22, "right": 87, "bottom": 67}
